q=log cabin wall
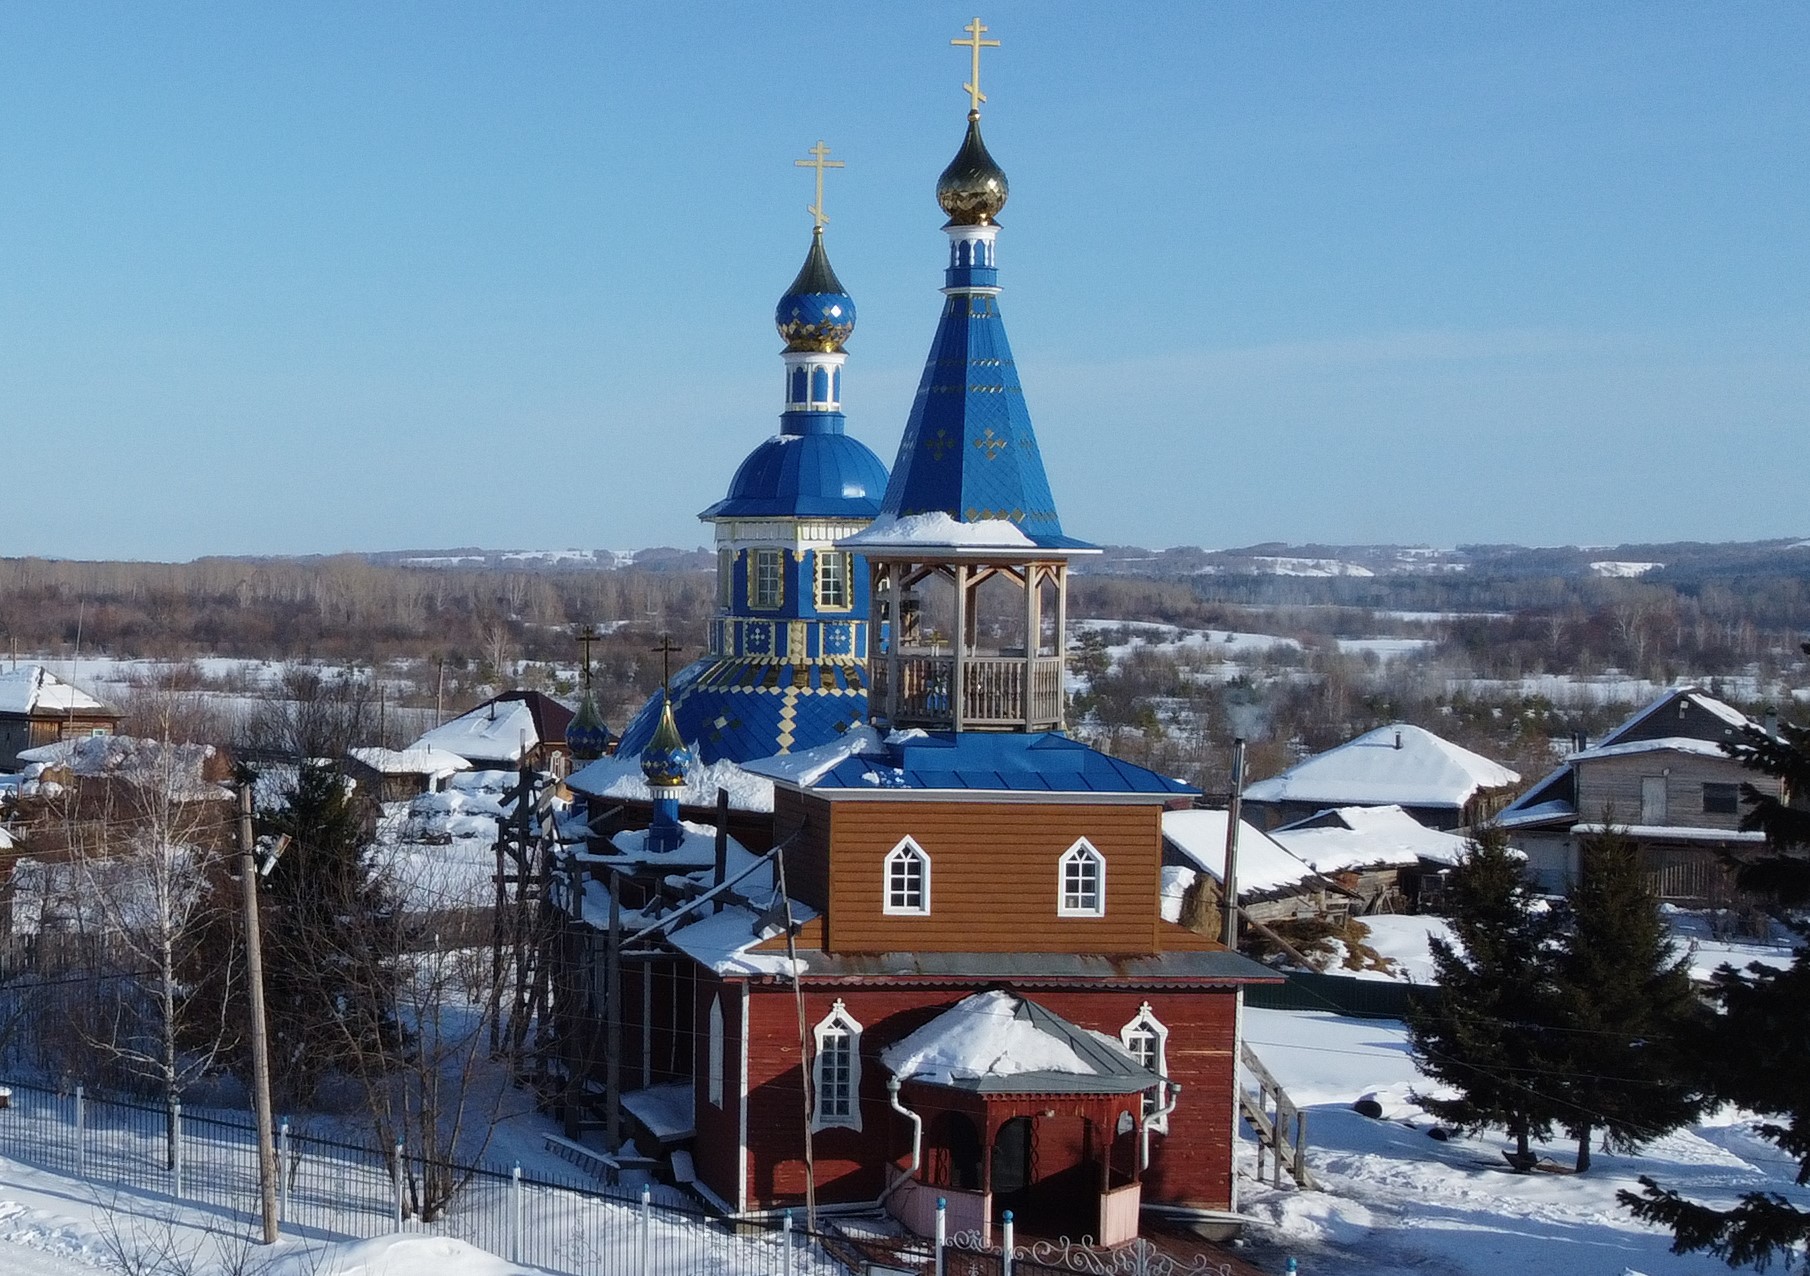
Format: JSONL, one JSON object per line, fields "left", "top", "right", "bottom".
{"left": 692, "top": 974, "right": 745, "bottom": 1211}
{"left": 819, "top": 798, "right": 1164, "bottom": 954}
{"left": 1575, "top": 752, "right": 1776, "bottom": 830}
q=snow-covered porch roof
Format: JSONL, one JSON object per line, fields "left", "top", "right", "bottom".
{"left": 880, "top": 990, "right": 1154, "bottom": 1096}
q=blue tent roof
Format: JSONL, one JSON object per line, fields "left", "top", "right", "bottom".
{"left": 613, "top": 653, "right": 869, "bottom": 766}
{"left": 765, "top": 731, "right": 1197, "bottom": 797}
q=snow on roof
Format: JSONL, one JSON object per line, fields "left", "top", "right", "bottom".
{"left": 17, "top": 735, "right": 228, "bottom": 801}
{"left": 412, "top": 700, "right": 539, "bottom": 764}
{"left": 621, "top": 1081, "right": 694, "bottom": 1142}
{"left": 567, "top": 751, "right": 775, "bottom": 813}
{"left": 1495, "top": 797, "right": 1578, "bottom": 830}
{"left": 665, "top": 902, "right": 802, "bottom": 978}
{"left": 348, "top": 746, "right": 472, "bottom": 777}
{"left": 0, "top": 825, "right": 13, "bottom": 851}
{"left": 841, "top": 511, "right": 1035, "bottom": 552}
{"left": 880, "top": 990, "right": 1148, "bottom": 1091}
{"left": 0, "top": 665, "right": 109, "bottom": 717}
{"left": 1242, "top": 723, "right": 1519, "bottom": 810}
{"left": 1163, "top": 808, "right": 1327, "bottom": 897}
{"left": 1272, "top": 804, "right": 1472, "bottom": 870}
{"left": 1569, "top": 736, "right": 1730, "bottom": 763}
{"left": 1606, "top": 688, "right": 1755, "bottom": 745}
{"left": 1572, "top": 823, "right": 1766, "bottom": 844}
{"left": 739, "top": 725, "right": 887, "bottom": 787}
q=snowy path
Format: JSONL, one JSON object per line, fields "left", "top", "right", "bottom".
{"left": 0, "top": 1239, "right": 97, "bottom": 1275}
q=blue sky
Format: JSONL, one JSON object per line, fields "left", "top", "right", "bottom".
{"left": 2, "top": 3, "right": 1804, "bottom": 560}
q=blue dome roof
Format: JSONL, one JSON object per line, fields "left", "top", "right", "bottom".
{"left": 640, "top": 692, "right": 693, "bottom": 787}
{"left": 776, "top": 228, "right": 856, "bottom": 353}
{"left": 564, "top": 688, "right": 612, "bottom": 762}
{"left": 614, "top": 652, "right": 869, "bottom": 767}
{"left": 700, "top": 420, "right": 889, "bottom": 521}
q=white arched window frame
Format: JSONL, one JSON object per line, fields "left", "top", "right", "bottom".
{"left": 707, "top": 995, "right": 725, "bottom": 1109}
{"left": 1057, "top": 839, "right": 1106, "bottom": 917}
{"left": 882, "top": 837, "right": 931, "bottom": 915}
{"left": 1119, "top": 1002, "right": 1170, "bottom": 1132}
{"left": 811, "top": 1000, "right": 864, "bottom": 1132}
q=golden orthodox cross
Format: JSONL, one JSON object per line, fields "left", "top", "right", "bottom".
{"left": 952, "top": 17, "right": 999, "bottom": 112}
{"left": 652, "top": 633, "right": 683, "bottom": 690}
{"left": 795, "top": 140, "right": 844, "bottom": 229}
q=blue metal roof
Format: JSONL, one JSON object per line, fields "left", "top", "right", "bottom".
{"left": 700, "top": 417, "right": 889, "bottom": 521}
{"left": 613, "top": 653, "right": 869, "bottom": 766}
{"left": 802, "top": 731, "right": 1197, "bottom": 797}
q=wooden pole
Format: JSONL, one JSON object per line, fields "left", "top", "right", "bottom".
{"left": 1223, "top": 737, "right": 1246, "bottom": 950}
{"left": 604, "top": 870, "right": 622, "bottom": 1148}
{"left": 236, "top": 782, "right": 281, "bottom": 1244}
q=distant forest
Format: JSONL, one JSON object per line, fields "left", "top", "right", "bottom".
{"left": 2, "top": 550, "right": 1806, "bottom": 788}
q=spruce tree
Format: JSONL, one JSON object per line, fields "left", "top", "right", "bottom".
{"left": 1408, "top": 827, "right": 1561, "bottom": 1170}
{"left": 1620, "top": 706, "right": 1810, "bottom": 1269}
{"left": 1549, "top": 828, "right": 1706, "bottom": 1172}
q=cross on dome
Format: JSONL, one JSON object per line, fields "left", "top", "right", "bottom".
{"left": 952, "top": 16, "right": 999, "bottom": 113}
{"left": 794, "top": 140, "right": 844, "bottom": 229}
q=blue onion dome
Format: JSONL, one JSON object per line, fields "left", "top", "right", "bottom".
{"left": 565, "top": 687, "right": 612, "bottom": 763}
{"left": 775, "top": 228, "right": 856, "bottom": 353}
{"left": 640, "top": 692, "right": 692, "bottom": 789}
{"left": 937, "top": 110, "right": 1009, "bottom": 226}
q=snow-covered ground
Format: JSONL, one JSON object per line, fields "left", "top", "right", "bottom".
{"left": 1236, "top": 1007, "right": 1807, "bottom": 1275}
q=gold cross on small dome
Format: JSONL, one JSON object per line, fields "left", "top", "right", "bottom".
{"left": 952, "top": 16, "right": 1000, "bottom": 113}
{"left": 794, "top": 140, "right": 845, "bottom": 229}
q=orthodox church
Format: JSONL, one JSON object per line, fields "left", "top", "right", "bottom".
{"left": 547, "top": 23, "right": 1274, "bottom": 1246}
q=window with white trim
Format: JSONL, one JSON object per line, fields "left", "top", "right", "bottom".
{"left": 1058, "top": 840, "right": 1106, "bottom": 917}
{"left": 883, "top": 837, "right": 931, "bottom": 915}
{"left": 816, "top": 550, "right": 851, "bottom": 610}
{"left": 707, "top": 995, "right": 725, "bottom": 1109}
{"left": 1120, "top": 1002, "right": 1170, "bottom": 1132}
{"left": 811, "top": 999, "right": 863, "bottom": 1132}
{"left": 752, "top": 549, "right": 784, "bottom": 609}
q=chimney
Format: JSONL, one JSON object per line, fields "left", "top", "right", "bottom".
{"left": 1393, "top": 729, "right": 1402, "bottom": 750}
{"left": 1573, "top": 730, "right": 1588, "bottom": 754}
{"left": 1766, "top": 707, "right": 1780, "bottom": 739}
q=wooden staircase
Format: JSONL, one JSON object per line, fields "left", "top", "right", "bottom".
{"left": 1238, "top": 1041, "right": 1315, "bottom": 1190}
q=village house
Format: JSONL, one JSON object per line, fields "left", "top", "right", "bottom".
{"left": 543, "top": 77, "right": 1278, "bottom": 1246}
{"left": 1497, "top": 687, "right": 1780, "bottom": 901}
{"left": 1240, "top": 722, "right": 1520, "bottom": 832}
{"left": 343, "top": 745, "right": 471, "bottom": 803}
{"left": 0, "top": 665, "right": 123, "bottom": 772}
{"left": 409, "top": 689, "right": 574, "bottom": 773}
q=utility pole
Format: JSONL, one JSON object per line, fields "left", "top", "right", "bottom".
{"left": 1222, "top": 737, "right": 1246, "bottom": 951}
{"left": 237, "top": 781, "right": 281, "bottom": 1244}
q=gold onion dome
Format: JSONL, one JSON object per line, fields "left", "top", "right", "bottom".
{"left": 640, "top": 692, "right": 692, "bottom": 789}
{"left": 937, "top": 110, "right": 1009, "bottom": 226}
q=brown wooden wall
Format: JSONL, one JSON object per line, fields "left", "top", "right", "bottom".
{"left": 692, "top": 975, "right": 744, "bottom": 1210}
{"left": 738, "top": 981, "right": 1241, "bottom": 1214}
{"left": 816, "top": 798, "right": 1164, "bottom": 954}
{"left": 774, "top": 787, "right": 829, "bottom": 913}
{"left": 1576, "top": 752, "right": 1776, "bottom": 829}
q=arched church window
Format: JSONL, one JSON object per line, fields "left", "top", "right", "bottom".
{"left": 811, "top": 1000, "right": 863, "bottom": 1132}
{"left": 1057, "top": 840, "right": 1106, "bottom": 917}
{"left": 882, "top": 837, "right": 930, "bottom": 915}
{"left": 1119, "top": 1002, "right": 1170, "bottom": 1132}
{"left": 707, "top": 995, "right": 725, "bottom": 1109}
{"left": 811, "top": 366, "right": 831, "bottom": 404}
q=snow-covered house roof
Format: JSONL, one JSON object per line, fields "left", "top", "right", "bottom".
{"left": 411, "top": 692, "right": 573, "bottom": 765}
{"left": 0, "top": 666, "right": 113, "bottom": 718}
{"left": 17, "top": 736, "right": 230, "bottom": 801}
{"left": 1163, "top": 808, "right": 1330, "bottom": 899}
{"left": 879, "top": 990, "right": 1152, "bottom": 1094}
{"left": 1271, "top": 804, "right": 1471, "bottom": 871}
{"left": 1242, "top": 724, "right": 1519, "bottom": 813}
{"left": 347, "top": 746, "right": 472, "bottom": 779}
{"left": 566, "top": 750, "right": 777, "bottom": 814}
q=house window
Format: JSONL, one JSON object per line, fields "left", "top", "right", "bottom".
{"left": 816, "top": 551, "right": 850, "bottom": 610}
{"left": 752, "top": 550, "right": 784, "bottom": 609}
{"left": 883, "top": 837, "right": 931, "bottom": 915}
{"left": 707, "top": 995, "right": 724, "bottom": 1109}
{"left": 811, "top": 1000, "right": 863, "bottom": 1132}
{"left": 1058, "top": 840, "right": 1106, "bottom": 917}
{"left": 1120, "top": 1002, "right": 1170, "bottom": 1133}
{"left": 1703, "top": 782, "right": 1740, "bottom": 816}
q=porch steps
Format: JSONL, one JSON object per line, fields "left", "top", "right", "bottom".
{"left": 1238, "top": 1042, "right": 1315, "bottom": 1190}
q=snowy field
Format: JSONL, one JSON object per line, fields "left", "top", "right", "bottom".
{"left": 1236, "top": 1007, "right": 1808, "bottom": 1276}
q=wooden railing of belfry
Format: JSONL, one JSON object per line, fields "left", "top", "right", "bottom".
{"left": 879, "top": 654, "right": 1063, "bottom": 729}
